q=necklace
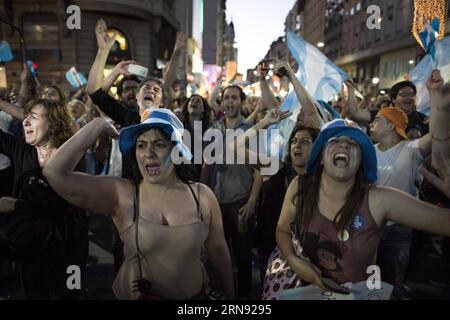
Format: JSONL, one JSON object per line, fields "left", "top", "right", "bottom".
{"left": 38, "top": 146, "right": 52, "bottom": 163}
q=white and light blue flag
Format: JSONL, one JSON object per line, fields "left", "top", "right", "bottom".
{"left": 267, "top": 30, "right": 348, "bottom": 160}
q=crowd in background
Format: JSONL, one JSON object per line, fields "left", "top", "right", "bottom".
{"left": 0, "top": 18, "right": 449, "bottom": 300}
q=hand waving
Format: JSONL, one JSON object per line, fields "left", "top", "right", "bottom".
{"left": 261, "top": 109, "right": 292, "bottom": 127}
{"left": 95, "top": 19, "right": 117, "bottom": 51}
{"left": 427, "top": 69, "right": 450, "bottom": 113}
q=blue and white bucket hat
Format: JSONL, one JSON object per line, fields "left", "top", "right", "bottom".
{"left": 119, "top": 108, "right": 193, "bottom": 161}
{"left": 306, "top": 119, "right": 377, "bottom": 183}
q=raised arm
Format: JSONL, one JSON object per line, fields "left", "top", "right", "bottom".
{"left": 102, "top": 60, "right": 136, "bottom": 93}
{"left": 86, "top": 19, "right": 117, "bottom": 95}
{"left": 345, "top": 80, "right": 371, "bottom": 123}
{"left": 0, "top": 99, "right": 24, "bottom": 121}
{"left": 245, "top": 99, "right": 265, "bottom": 124}
{"left": 257, "top": 62, "right": 280, "bottom": 110}
{"left": 17, "top": 65, "right": 30, "bottom": 108}
{"left": 163, "top": 32, "right": 186, "bottom": 90}
{"left": 371, "top": 186, "right": 450, "bottom": 237}
{"left": 202, "top": 183, "right": 235, "bottom": 299}
{"left": 276, "top": 176, "right": 327, "bottom": 290}
{"left": 425, "top": 69, "right": 450, "bottom": 164}
{"left": 275, "top": 59, "right": 322, "bottom": 128}
{"left": 420, "top": 151, "right": 450, "bottom": 199}
{"left": 230, "top": 108, "right": 291, "bottom": 173}
{"left": 208, "top": 78, "right": 223, "bottom": 115}
{"left": 43, "top": 117, "right": 123, "bottom": 215}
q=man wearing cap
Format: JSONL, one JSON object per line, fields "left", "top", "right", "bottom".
{"left": 346, "top": 81, "right": 429, "bottom": 136}
{"left": 369, "top": 85, "right": 449, "bottom": 298}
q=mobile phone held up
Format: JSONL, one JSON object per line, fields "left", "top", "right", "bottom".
{"left": 321, "top": 277, "right": 351, "bottom": 295}
{"left": 128, "top": 64, "right": 148, "bottom": 79}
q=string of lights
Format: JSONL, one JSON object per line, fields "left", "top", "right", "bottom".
{"left": 412, "top": 0, "right": 447, "bottom": 49}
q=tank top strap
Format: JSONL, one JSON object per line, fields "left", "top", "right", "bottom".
{"left": 133, "top": 182, "right": 140, "bottom": 222}
{"left": 187, "top": 183, "right": 203, "bottom": 221}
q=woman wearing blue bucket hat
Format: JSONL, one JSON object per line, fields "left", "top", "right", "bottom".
{"left": 276, "top": 118, "right": 450, "bottom": 293}
{"left": 44, "top": 108, "right": 234, "bottom": 300}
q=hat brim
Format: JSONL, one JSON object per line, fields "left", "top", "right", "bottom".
{"left": 119, "top": 121, "right": 193, "bottom": 161}
{"left": 307, "top": 126, "right": 377, "bottom": 183}
{"left": 395, "top": 127, "right": 408, "bottom": 140}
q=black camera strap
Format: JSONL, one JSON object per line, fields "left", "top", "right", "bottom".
{"left": 133, "top": 182, "right": 144, "bottom": 279}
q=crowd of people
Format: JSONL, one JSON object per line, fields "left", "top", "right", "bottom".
{"left": 0, "top": 18, "right": 449, "bottom": 300}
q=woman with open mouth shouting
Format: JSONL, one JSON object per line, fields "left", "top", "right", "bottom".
{"left": 43, "top": 108, "right": 234, "bottom": 300}
{"left": 276, "top": 119, "right": 450, "bottom": 293}
{"left": 0, "top": 99, "right": 88, "bottom": 299}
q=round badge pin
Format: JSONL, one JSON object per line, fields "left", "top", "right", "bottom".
{"left": 337, "top": 229, "right": 350, "bottom": 242}
{"left": 352, "top": 214, "right": 364, "bottom": 231}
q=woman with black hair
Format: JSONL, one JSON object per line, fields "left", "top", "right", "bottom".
{"left": 180, "top": 94, "right": 212, "bottom": 181}
{"left": 44, "top": 108, "right": 234, "bottom": 299}
{"left": 276, "top": 119, "right": 450, "bottom": 294}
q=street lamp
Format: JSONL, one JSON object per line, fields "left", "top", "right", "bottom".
{"left": 0, "top": 17, "right": 26, "bottom": 63}
{"left": 372, "top": 77, "right": 380, "bottom": 85}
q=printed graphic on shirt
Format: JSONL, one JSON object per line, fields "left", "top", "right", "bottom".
{"left": 303, "top": 232, "right": 345, "bottom": 283}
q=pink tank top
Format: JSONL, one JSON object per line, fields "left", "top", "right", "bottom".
{"left": 301, "top": 188, "right": 384, "bottom": 284}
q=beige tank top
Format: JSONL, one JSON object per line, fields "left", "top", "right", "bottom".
{"left": 113, "top": 183, "right": 209, "bottom": 299}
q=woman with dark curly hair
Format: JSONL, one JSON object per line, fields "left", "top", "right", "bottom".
{"left": 0, "top": 99, "right": 88, "bottom": 299}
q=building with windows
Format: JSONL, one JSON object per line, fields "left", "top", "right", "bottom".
{"left": 0, "top": 0, "right": 179, "bottom": 91}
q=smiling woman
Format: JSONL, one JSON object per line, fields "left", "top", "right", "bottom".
{"left": 275, "top": 119, "right": 450, "bottom": 296}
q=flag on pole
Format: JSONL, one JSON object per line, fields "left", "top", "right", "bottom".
{"left": 267, "top": 30, "right": 348, "bottom": 160}
{"left": 0, "top": 41, "right": 13, "bottom": 62}
{"left": 419, "top": 17, "right": 440, "bottom": 61}
{"left": 65, "top": 67, "right": 87, "bottom": 88}
{"left": 409, "top": 34, "right": 450, "bottom": 114}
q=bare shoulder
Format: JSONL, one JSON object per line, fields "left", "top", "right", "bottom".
{"left": 287, "top": 175, "right": 300, "bottom": 192}
{"left": 286, "top": 175, "right": 300, "bottom": 204}
{"left": 368, "top": 185, "right": 399, "bottom": 225}
{"left": 193, "top": 182, "right": 216, "bottom": 200}
{"left": 190, "top": 182, "right": 217, "bottom": 222}
{"left": 113, "top": 178, "right": 137, "bottom": 216}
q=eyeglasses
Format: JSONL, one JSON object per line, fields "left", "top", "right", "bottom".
{"left": 397, "top": 92, "right": 415, "bottom": 98}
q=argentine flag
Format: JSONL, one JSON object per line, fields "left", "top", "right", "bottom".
{"left": 267, "top": 30, "right": 348, "bottom": 160}
{"left": 409, "top": 31, "right": 450, "bottom": 115}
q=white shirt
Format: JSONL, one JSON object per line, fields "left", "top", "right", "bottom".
{"left": 375, "top": 140, "right": 424, "bottom": 197}
{"left": 376, "top": 140, "right": 424, "bottom": 226}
